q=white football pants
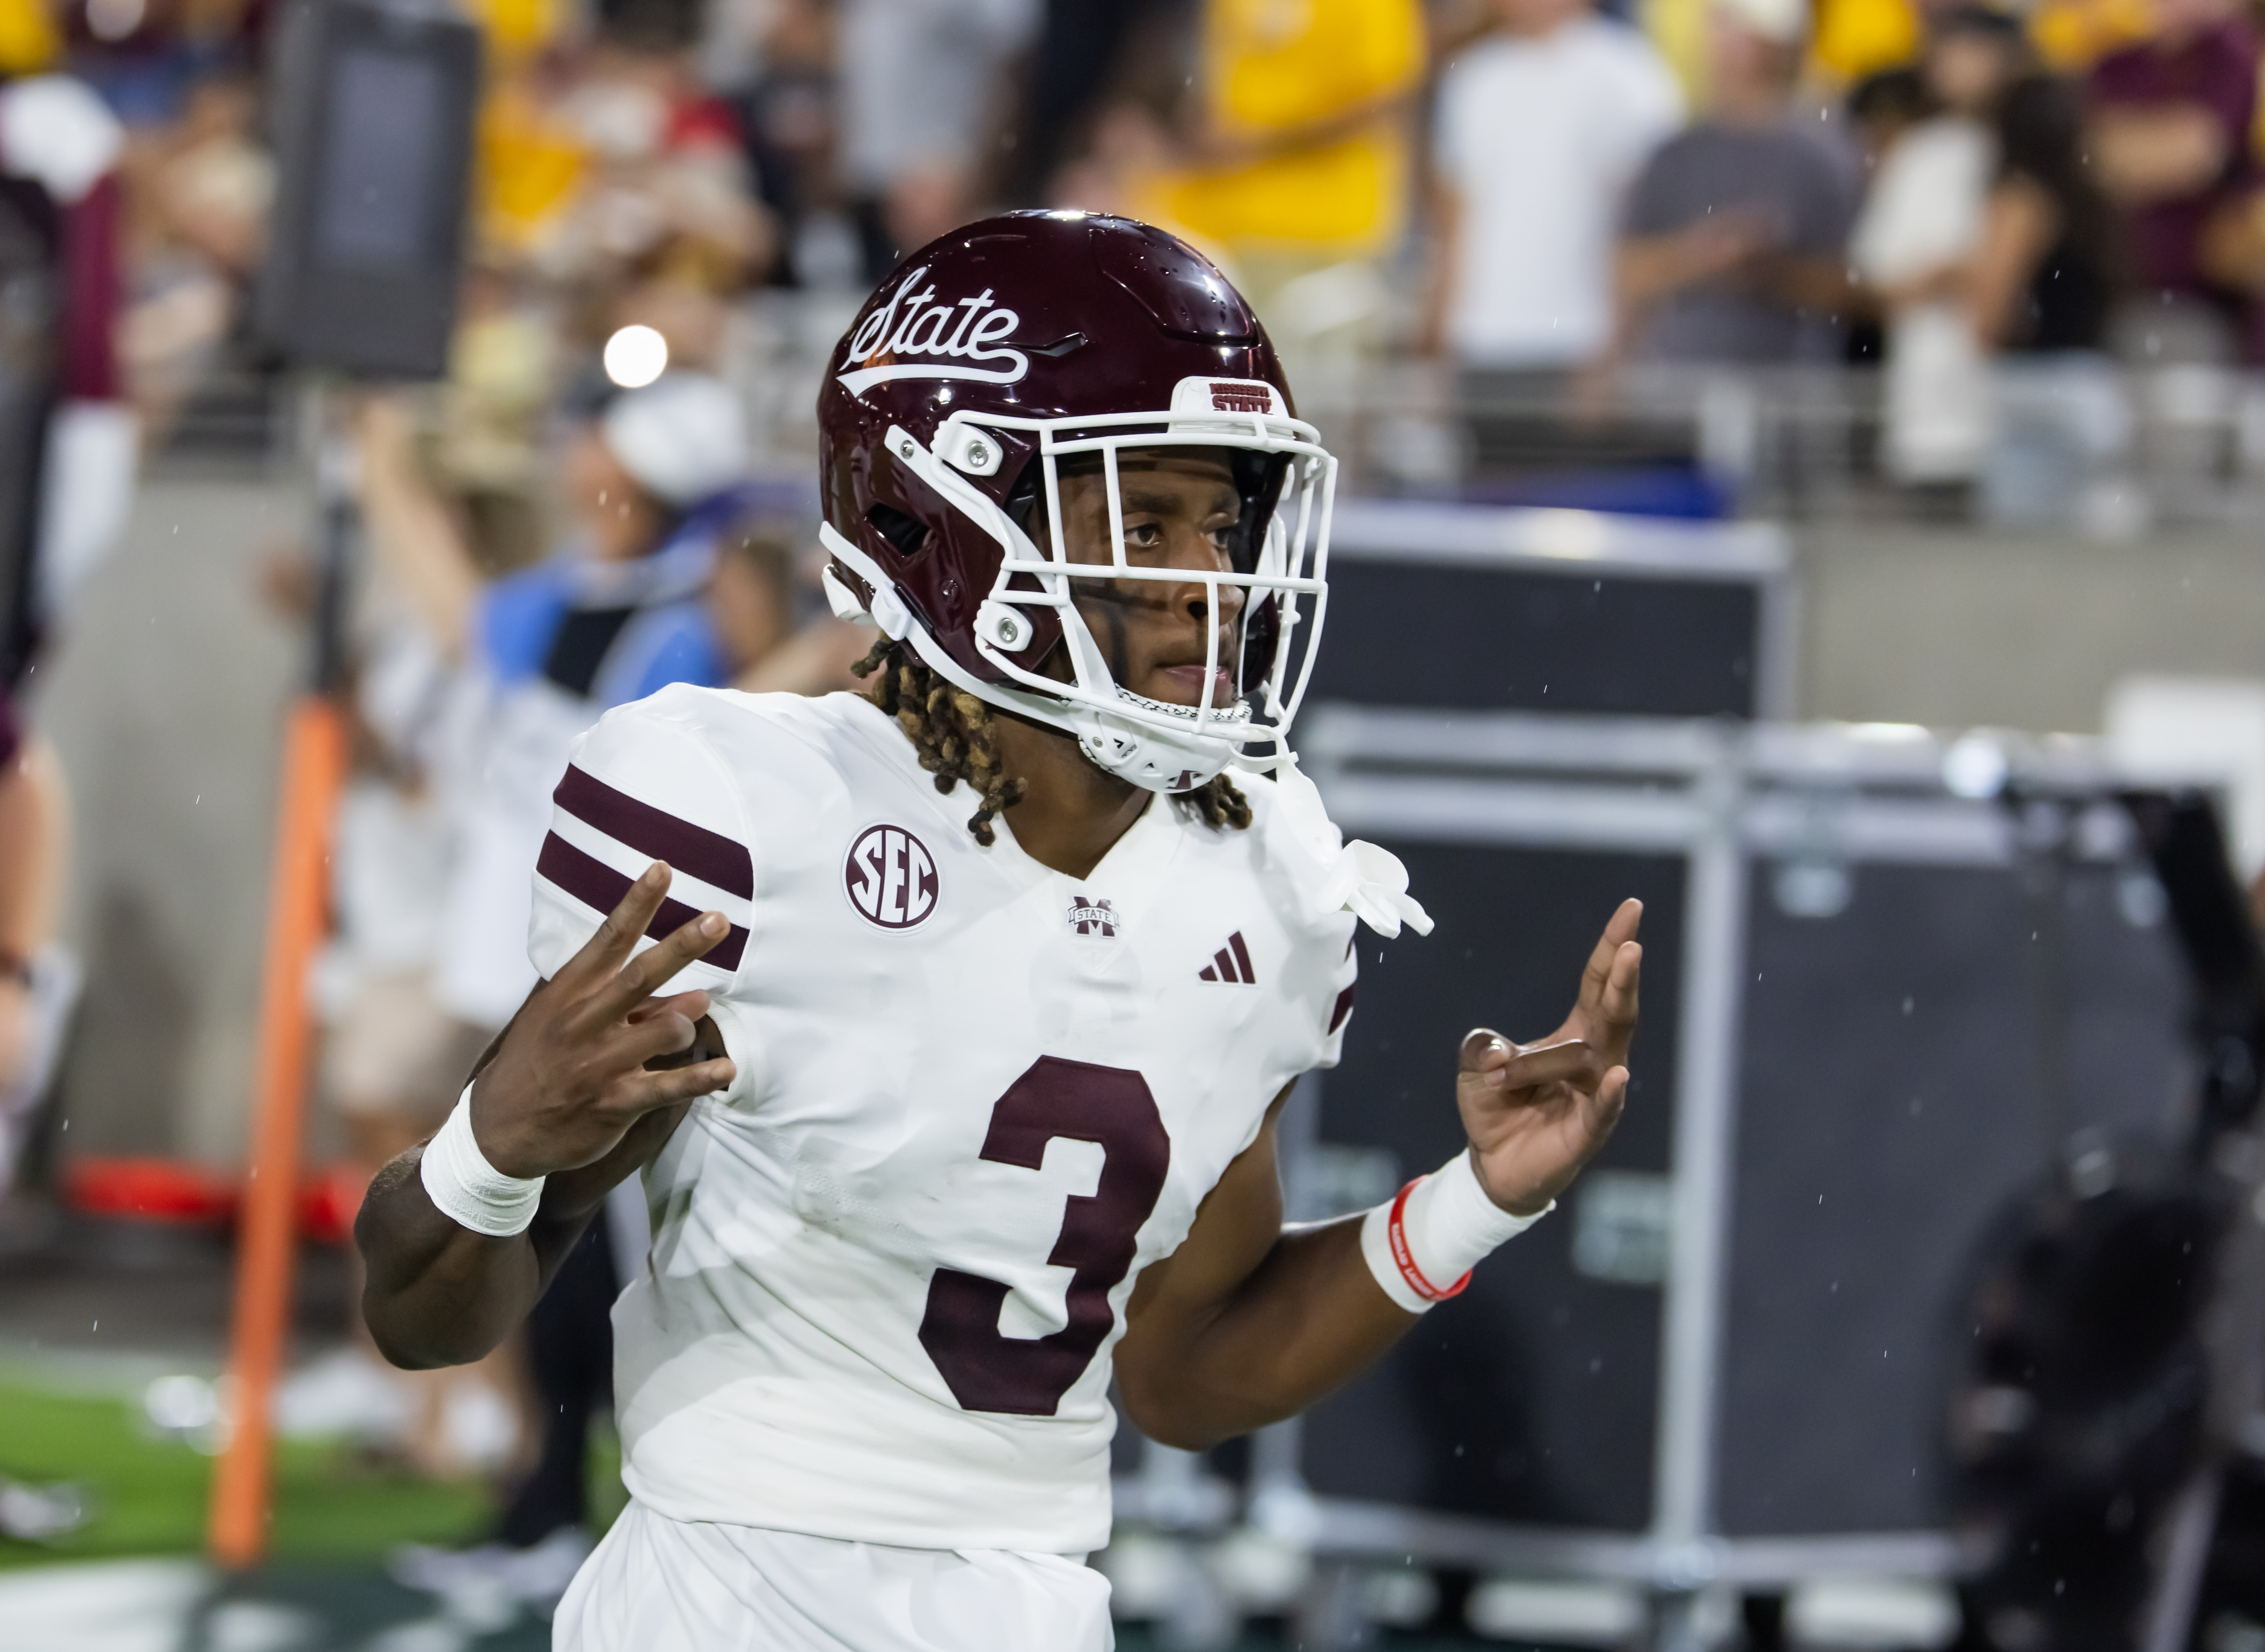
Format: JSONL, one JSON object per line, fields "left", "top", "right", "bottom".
{"left": 553, "top": 1501, "right": 1114, "bottom": 1652}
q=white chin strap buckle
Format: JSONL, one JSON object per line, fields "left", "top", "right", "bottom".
{"left": 1076, "top": 716, "right": 1228, "bottom": 797}
{"left": 1080, "top": 730, "right": 1139, "bottom": 772}
{"left": 822, "top": 564, "right": 872, "bottom": 625}
{"left": 821, "top": 561, "right": 910, "bottom": 639}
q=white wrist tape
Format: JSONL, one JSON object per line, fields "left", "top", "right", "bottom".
{"left": 420, "top": 1083, "right": 546, "bottom": 1238}
{"left": 1360, "top": 1149, "right": 1552, "bottom": 1314}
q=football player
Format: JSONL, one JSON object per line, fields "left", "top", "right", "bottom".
{"left": 356, "top": 212, "right": 1642, "bottom": 1650}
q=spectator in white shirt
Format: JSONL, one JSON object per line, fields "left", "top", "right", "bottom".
{"left": 1849, "top": 6, "right": 2029, "bottom": 485}
{"left": 1421, "top": 0, "right": 1683, "bottom": 374}
{"left": 838, "top": 0, "right": 1038, "bottom": 278}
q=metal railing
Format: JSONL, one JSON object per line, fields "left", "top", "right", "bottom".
{"left": 1292, "top": 357, "right": 2265, "bottom": 532}
{"left": 140, "top": 286, "right": 2265, "bottom": 534}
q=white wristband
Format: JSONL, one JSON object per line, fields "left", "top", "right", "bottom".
{"left": 1359, "top": 1149, "right": 1552, "bottom": 1314}
{"left": 420, "top": 1083, "right": 546, "bottom": 1238}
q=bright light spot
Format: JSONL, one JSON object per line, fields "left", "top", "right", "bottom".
{"left": 603, "top": 325, "right": 668, "bottom": 389}
{"left": 1943, "top": 733, "right": 2010, "bottom": 800}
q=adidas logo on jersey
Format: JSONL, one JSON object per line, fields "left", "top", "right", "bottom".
{"left": 837, "top": 266, "right": 1029, "bottom": 396}
{"left": 1067, "top": 895, "right": 1118, "bottom": 937}
{"left": 844, "top": 824, "right": 940, "bottom": 930}
{"left": 1198, "top": 932, "right": 1257, "bottom": 985}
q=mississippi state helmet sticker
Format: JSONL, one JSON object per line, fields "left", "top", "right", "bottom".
{"left": 844, "top": 824, "right": 940, "bottom": 930}
{"left": 836, "top": 266, "right": 1028, "bottom": 397}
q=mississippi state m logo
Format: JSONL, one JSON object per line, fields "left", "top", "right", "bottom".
{"left": 836, "top": 265, "right": 1029, "bottom": 397}
{"left": 844, "top": 824, "right": 940, "bottom": 929}
{"left": 1066, "top": 895, "right": 1118, "bottom": 937}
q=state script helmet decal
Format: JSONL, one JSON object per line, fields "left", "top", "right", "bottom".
{"left": 836, "top": 267, "right": 1029, "bottom": 397}
{"left": 844, "top": 824, "right": 941, "bottom": 930}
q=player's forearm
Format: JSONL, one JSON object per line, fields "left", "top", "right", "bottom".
{"left": 355, "top": 1149, "right": 584, "bottom": 1367}
{"left": 356, "top": 1089, "right": 681, "bottom": 1367}
{"left": 1118, "top": 1217, "right": 1413, "bottom": 1449}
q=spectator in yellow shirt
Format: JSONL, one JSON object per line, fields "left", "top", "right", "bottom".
{"left": 1143, "top": 0, "right": 1428, "bottom": 363}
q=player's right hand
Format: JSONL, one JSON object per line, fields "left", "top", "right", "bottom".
{"left": 464, "top": 863, "right": 737, "bottom": 1179}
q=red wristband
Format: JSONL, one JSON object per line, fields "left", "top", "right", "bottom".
{"left": 1387, "top": 1177, "right": 1472, "bottom": 1303}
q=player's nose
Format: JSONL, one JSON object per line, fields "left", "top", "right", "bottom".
{"left": 1159, "top": 536, "right": 1243, "bottom": 625}
{"left": 1180, "top": 583, "right": 1244, "bottom": 621}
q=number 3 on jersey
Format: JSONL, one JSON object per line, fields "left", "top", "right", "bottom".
{"left": 918, "top": 1056, "right": 1170, "bottom": 1416}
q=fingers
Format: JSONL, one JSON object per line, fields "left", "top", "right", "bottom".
{"left": 1584, "top": 1066, "right": 1631, "bottom": 1145}
{"left": 617, "top": 1056, "right": 738, "bottom": 1114}
{"left": 1576, "top": 899, "right": 1644, "bottom": 1011}
{"left": 1459, "top": 1027, "right": 1509, "bottom": 1074}
{"left": 1461, "top": 1033, "right": 1604, "bottom": 1095}
{"left": 626, "top": 988, "right": 711, "bottom": 1028}
{"left": 609, "top": 1001, "right": 707, "bottom": 1071}
{"left": 1600, "top": 941, "right": 1641, "bottom": 1039}
{"left": 1498, "top": 1038, "right": 1602, "bottom": 1095}
{"left": 586, "top": 905, "right": 730, "bottom": 1023}
{"left": 562, "top": 862, "right": 676, "bottom": 986}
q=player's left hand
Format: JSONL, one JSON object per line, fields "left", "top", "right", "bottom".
{"left": 1457, "top": 899, "right": 1642, "bottom": 1217}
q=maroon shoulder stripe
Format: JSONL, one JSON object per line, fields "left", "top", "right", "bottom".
{"left": 554, "top": 766, "right": 753, "bottom": 899}
{"left": 537, "top": 833, "right": 747, "bottom": 971}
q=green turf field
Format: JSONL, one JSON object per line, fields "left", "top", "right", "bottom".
{"left": 0, "top": 1372, "right": 1505, "bottom": 1650}
{"left": 0, "top": 1372, "right": 624, "bottom": 1568}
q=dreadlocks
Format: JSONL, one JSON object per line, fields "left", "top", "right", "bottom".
{"left": 851, "top": 636, "right": 1253, "bottom": 846}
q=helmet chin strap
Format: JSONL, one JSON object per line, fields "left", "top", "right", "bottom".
{"left": 1071, "top": 690, "right": 1250, "bottom": 795}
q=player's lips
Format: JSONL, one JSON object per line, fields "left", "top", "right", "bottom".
{"left": 1155, "top": 663, "right": 1240, "bottom": 709}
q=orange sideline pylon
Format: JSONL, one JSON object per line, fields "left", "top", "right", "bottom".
{"left": 208, "top": 696, "right": 347, "bottom": 1567}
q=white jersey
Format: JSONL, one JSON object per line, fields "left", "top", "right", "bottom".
{"left": 556, "top": 1502, "right": 1112, "bottom": 1652}
{"left": 526, "top": 686, "right": 1360, "bottom": 1556}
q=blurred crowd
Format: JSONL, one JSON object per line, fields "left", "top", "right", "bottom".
{"left": 6, "top": 0, "right": 2265, "bottom": 1601}
{"left": 14, "top": 0, "right": 2265, "bottom": 510}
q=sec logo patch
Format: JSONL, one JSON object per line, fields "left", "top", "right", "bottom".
{"left": 844, "top": 824, "right": 939, "bottom": 929}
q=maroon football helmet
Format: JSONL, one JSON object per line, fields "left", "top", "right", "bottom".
{"left": 816, "top": 211, "right": 1336, "bottom": 794}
